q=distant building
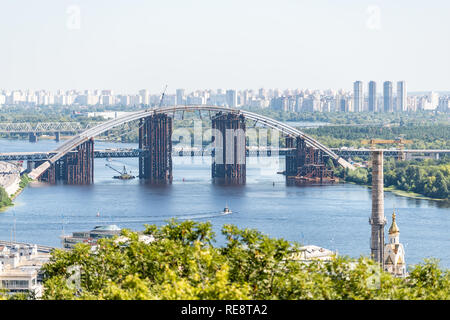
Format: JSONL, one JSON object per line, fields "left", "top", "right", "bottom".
{"left": 176, "top": 89, "right": 185, "bottom": 105}
{"left": 396, "top": 81, "right": 407, "bottom": 112}
{"left": 383, "top": 81, "right": 393, "bottom": 112}
{"left": 353, "top": 81, "right": 363, "bottom": 112}
{"left": 61, "top": 225, "right": 122, "bottom": 249}
{"left": 368, "top": 81, "right": 377, "bottom": 112}
{"left": 438, "top": 97, "right": 450, "bottom": 112}
{"left": 288, "top": 245, "right": 336, "bottom": 262}
{"left": 0, "top": 243, "right": 50, "bottom": 297}
{"left": 139, "top": 89, "right": 150, "bottom": 105}
{"left": 384, "top": 211, "right": 407, "bottom": 277}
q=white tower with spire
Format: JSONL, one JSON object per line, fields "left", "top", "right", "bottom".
{"left": 383, "top": 211, "right": 407, "bottom": 277}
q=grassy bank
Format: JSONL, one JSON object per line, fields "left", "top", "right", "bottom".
{"left": 10, "top": 174, "right": 32, "bottom": 201}
{"left": 0, "top": 186, "right": 12, "bottom": 211}
{"left": 1, "top": 174, "right": 33, "bottom": 210}
{"left": 348, "top": 181, "right": 449, "bottom": 203}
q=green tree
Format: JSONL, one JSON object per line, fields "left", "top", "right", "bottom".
{"left": 39, "top": 220, "right": 450, "bottom": 300}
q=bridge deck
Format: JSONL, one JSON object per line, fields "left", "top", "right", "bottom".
{"left": 1, "top": 147, "right": 449, "bottom": 162}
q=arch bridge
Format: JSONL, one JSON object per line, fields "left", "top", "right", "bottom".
{"left": 27, "top": 105, "right": 354, "bottom": 184}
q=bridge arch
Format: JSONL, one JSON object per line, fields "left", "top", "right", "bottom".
{"left": 28, "top": 105, "right": 354, "bottom": 180}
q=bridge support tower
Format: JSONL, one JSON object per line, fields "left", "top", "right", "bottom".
{"left": 211, "top": 112, "right": 246, "bottom": 184}
{"left": 138, "top": 114, "right": 173, "bottom": 183}
{"left": 285, "top": 136, "right": 337, "bottom": 183}
{"left": 38, "top": 139, "right": 94, "bottom": 184}
{"left": 29, "top": 132, "right": 38, "bottom": 143}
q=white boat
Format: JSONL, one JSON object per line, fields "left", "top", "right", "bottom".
{"left": 223, "top": 205, "right": 232, "bottom": 215}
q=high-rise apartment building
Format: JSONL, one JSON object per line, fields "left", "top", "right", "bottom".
{"left": 176, "top": 89, "right": 185, "bottom": 105}
{"left": 396, "top": 81, "right": 407, "bottom": 112}
{"left": 226, "top": 90, "right": 237, "bottom": 107}
{"left": 368, "top": 81, "right": 377, "bottom": 112}
{"left": 139, "top": 89, "right": 150, "bottom": 105}
{"left": 383, "top": 81, "right": 393, "bottom": 112}
{"left": 353, "top": 81, "right": 363, "bottom": 112}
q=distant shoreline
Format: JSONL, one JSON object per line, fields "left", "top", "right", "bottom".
{"left": 353, "top": 182, "right": 448, "bottom": 203}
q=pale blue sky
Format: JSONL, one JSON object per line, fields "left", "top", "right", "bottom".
{"left": 0, "top": 0, "right": 449, "bottom": 92}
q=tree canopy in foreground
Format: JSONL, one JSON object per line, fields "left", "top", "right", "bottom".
{"left": 4, "top": 220, "right": 449, "bottom": 300}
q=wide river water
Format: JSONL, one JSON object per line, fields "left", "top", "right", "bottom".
{"left": 0, "top": 138, "right": 449, "bottom": 269}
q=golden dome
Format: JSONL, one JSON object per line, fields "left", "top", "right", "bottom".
{"left": 388, "top": 211, "right": 400, "bottom": 234}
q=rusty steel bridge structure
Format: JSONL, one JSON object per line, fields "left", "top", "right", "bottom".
{"left": 3, "top": 105, "right": 358, "bottom": 184}
{"left": 1, "top": 105, "right": 447, "bottom": 185}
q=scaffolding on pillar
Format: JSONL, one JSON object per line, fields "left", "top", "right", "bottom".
{"left": 286, "top": 137, "right": 337, "bottom": 183}
{"left": 139, "top": 114, "right": 173, "bottom": 183}
{"left": 37, "top": 139, "right": 94, "bottom": 185}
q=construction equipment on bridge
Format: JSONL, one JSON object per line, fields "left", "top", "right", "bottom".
{"left": 361, "top": 138, "right": 412, "bottom": 148}
{"left": 362, "top": 138, "right": 412, "bottom": 161}
{"left": 285, "top": 136, "right": 338, "bottom": 184}
{"left": 159, "top": 85, "right": 168, "bottom": 108}
{"left": 105, "top": 163, "right": 135, "bottom": 180}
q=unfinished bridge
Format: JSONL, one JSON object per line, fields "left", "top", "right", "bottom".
{"left": 12, "top": 106, "right": 354, "bottom": 184}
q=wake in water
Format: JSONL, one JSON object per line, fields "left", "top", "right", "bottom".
{"left": 57, "top": 210, "right": 235, "bottom": 226}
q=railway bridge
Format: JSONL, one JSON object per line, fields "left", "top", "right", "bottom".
{"left": 14, "top": 106, "right": 354, "bottom": 184}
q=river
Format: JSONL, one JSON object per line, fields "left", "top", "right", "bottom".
{"left": 0, "top": 138, "right": 449, "bottom": 269}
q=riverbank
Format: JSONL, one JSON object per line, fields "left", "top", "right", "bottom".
{"left": 346, "top": 181, "right": 449, "bottom": 203}
{"left": 0, "top": 171, "right": 32, "bottom": 211}
{"left": 0, "top": 161, "right": 22, "bottom": 198}
{"left": 383, "top": 186, "right": 448, "bottom": 202}
{"left": 10, "top": 174, "right": 32, "bottom": 201}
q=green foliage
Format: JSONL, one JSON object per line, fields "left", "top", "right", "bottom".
{"left": 336, "top": 158, "right": 450, "bottom": 200}
{"left": 383, "top": 158, "right": 449, "bottom": 200}
{"left": 303, "top": 124, "right": 450, "bottom": 150}
{"left": 19, "top": 174, "right": 32, "bottom": 189}
{"left": 40, "top": 220, "right": 450, "bottom": 300}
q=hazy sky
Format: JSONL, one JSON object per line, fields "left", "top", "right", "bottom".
{"left": 0, "top": 0, "right": 449, "bottom": 93}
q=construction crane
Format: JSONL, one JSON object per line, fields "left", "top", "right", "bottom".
{"left": 362, "top": 138, "right": 412, "bottom": 160}
{"left": 362, "top": 138, "right": 412, "bottom": 148}
{"left": 105, "top": 164, "right": 135, "bottom": 180}
{"left": 159, "top": 85, "right": 168, "bottom": 108}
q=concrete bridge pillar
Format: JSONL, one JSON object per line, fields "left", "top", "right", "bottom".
{"left": 211, "top": 112, "right": 246, "bottom": 184}
{"left": 55, "top": 132, "right": 60, "bottom": 142}
{"left": 139, "top": 114, "right": 173, "bottom": 183}
{"left": 26, "top": 161, "right": 36, "bottom": 172}
{"left": 285, "top": 136, "right": 298, "bottom": 176}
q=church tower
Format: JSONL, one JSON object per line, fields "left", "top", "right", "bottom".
{"left": 384, "top": 211, "right": 407, "bottom": 277}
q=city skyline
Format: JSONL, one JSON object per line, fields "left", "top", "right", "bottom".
{"left": 1, "top": 1, "right": 449, "bottom": 92}
{"left": 1, "top": 80, "right": 448, "bottom": 113}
